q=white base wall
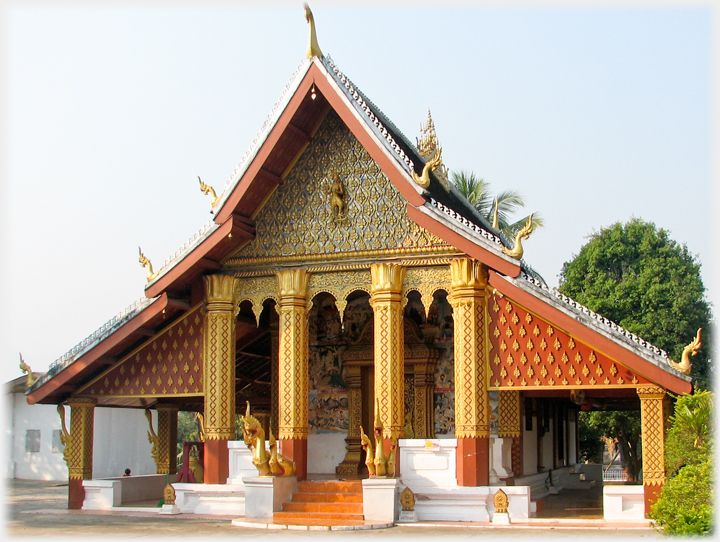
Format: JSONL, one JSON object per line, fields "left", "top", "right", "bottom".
{"left": 307, "top": 432, "right": 347, "bottom": 474}
{"left": 603, "top": 485, "right": 645, "bottom": 521}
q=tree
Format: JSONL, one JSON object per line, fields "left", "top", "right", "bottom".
{"left": 581, "top": 410, "right": 642, "bottom": 481}
{"left": 559, "top": 218, "right": 712, "bottom": 388}
{"left": 451, "top": 171, "right": 544, "bottom": 239}
{"left": 650, "top": 390, "right": 714, "bottom": 535}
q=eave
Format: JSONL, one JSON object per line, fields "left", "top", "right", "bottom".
{"left": 26, "top": 294, "right": 189, "bottom": 405}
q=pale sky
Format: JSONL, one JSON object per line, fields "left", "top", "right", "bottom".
{"left": 2, "top": 2, "right": 717, "bottom": 376}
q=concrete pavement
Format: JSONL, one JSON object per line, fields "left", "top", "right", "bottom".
{"left": 5, "top": 479, "right": 661, "bottom": 540}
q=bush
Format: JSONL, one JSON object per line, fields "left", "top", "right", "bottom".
{"left": 650, "top": 460, "right": 713, "bottom": 535}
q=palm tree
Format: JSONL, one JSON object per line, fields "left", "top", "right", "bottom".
{"left": 451, "top": 170, "right": 544, "bottom": 239}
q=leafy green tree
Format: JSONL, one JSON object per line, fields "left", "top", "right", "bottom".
{"left": 581, "top": 410, "right": 642, "bottom": 481}
{"left": 559, "top": 218, "right": 713, "bottom": 388}
{"left": 650, "top": 390, "right": 714, "bottom": 535}
{"left": 451, "top": 171, "right": 544, "bottom": 239}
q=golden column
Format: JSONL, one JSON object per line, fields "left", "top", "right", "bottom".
{"left": 370, "top": 262, "right": 406, "bottom": 471}
{"left": 637, "top": 385, "right": 667, "bottom": 517}
{"left": 61, "top": 398, "right": 97, "bottom": 509}
{"left": 276, "top": 268, "right": 310, "bottom": 480}
{"left": 155, "top": 405, "right": 179, "bottom": 475}
{"left": 498, "top": 390, "right": 523, "bottom": 478}
{"left": 269, "top": 316, "right": 280, "bottom": 439}
{"left": 203, "top": 274, "right": 239, "bottom": 484}
{"left": 448, "top": 257, "right": 490, "bottom": 486}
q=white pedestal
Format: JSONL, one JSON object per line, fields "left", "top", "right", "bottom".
{"left": 492, "top": 511, "right": 510, "bottom": 525}
{"left": 159, "top": 504, "right": 181, "bottom": 515}
{"left": 362, "top": 478, "right": 399, "bottom": 523}
{"left": 243, "top": 476, "right": 298, "bottom": 519}
{"left": 397, "top": 510, "right": 417, "bottom": 523}
{"left": 227, "top": 442, "right": 257, "bottom": 488}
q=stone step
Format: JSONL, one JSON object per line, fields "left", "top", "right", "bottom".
{"left": 273, "top": 512, "right": 365, "bottom": 521}
{"left": 282, "top": 501, "right": 363, "bottom": 514}
{"left": 291, "top": 492, "right": 363, "bottom": 503}
{"left": 298, "top": 480, "right": 363, "bottom": 494}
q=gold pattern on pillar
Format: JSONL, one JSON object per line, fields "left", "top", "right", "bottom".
{"left": 637, "top": 386, "right": 667, "bottom": 487}
{"left": 276, "top": 269, "right": 310, "bottom": 440}
{"left": 370, "top": 263, "right": 406, "bottom": 439}
{"left": 269, "top": 317, "right": 280, "bottom": 439}
{"left": 498, "top": 390, "right": 523, "bottom": 477}
{"left": 153, "top": 406, "right": 179, "bottom": 474}
{"left": 203, "top": 275, "right": 239, "bottom": 440}
{"left": 57, "top": 398, "right": 96, "bottom": 480}
{"left": 448, "top": 258, "right": 489, "bottom": 438}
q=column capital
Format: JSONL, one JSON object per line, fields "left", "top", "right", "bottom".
{"left": 449, "top": 257, "right": 488, "bottom": 290}
{"left": 277, "top": 268, "right": 310, "bottom": 299}
{"left": 204, "top": 275, "right": 238, "bottom": 310}
{"left": 637, "top": 386, "right": 666, "bottom": 399}
{"left": 66, "top": 397, "right": 97, "bottom": 408}
{"left": 370, "top": 263, "right": 406, "bottom": 295}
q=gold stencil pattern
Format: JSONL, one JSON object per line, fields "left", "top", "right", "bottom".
{"left": 82, "top": 306, "right": 204, "bottom": 397}
{"left": 637, "top": 386, "right": 666, "bottom": 486}
{"left": 231, "top": 111, "right": 442, "bottom": 261}
{"left": 203, "top": 275, "right": 238, "bottom": 440}
{"left": 449, "top": 259, "right": 489, "bottom": 438}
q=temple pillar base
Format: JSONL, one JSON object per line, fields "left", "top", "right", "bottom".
{"left": 456, "top": 437, "right": 489, "bottom": 486}
{"left": 644, "top": 484, "right": 662, "bottom": 518}
{"left": 203, "top": 440, "right": 229, "bottom": 484}
{"left": 68, "top": 479, "right": 85, "bottom": 510}
{"left": 280, "top": 439, "right": 307, "bottom": 481}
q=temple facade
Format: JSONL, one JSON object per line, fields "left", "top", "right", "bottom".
{"left": 25, "top": 11, "right": 693, "bottom": 522}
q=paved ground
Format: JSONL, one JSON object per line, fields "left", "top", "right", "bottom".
{"left": 5, "top": 479, "right": 662, "bottom": 540}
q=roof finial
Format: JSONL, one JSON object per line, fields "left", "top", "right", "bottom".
{"left": 304, "top": 3, "right": 323, "bottom": 59}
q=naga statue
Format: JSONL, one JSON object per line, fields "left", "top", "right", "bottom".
{"left": 240, "top": 401, "right": 295, "bottom": 477}
{"left": 360, "top": 400, "right": 397, "bottom": 478}
{"left": 669, "top": 328, "right": 702, "bottom": 375}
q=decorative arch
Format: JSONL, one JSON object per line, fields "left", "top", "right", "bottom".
{"left": 308, "top": 270, "right": 371, "bottom": 322}
{"left": 402, "top": 266, "right": 451, "bottom": 315}
{"left": 235, "top": 276, "right": 278, "bottom": 325}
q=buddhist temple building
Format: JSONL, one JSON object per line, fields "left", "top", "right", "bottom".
{"left": 25, "top": 6, "right": 693, "bottom": 524}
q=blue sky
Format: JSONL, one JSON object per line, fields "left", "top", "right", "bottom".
{"left": 2, "top": 2, "right": 716, "bottom": 374}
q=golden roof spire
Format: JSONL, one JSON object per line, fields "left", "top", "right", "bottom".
{"left": 304, "top": 3, "right": 323, "bottom": 59}
{"left": 415, "top": 109, "right": 449, "bottom": 189}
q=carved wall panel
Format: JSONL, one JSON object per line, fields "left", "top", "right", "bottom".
{"left": 80, "top": 305, "right": 204, "bottom": 397}
{"left": 488, "top": 294, "right": 651, "bottom": 389}
{"left": 230, "top": 111, "right": 445, "bottom": 262}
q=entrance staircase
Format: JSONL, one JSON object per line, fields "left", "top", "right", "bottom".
{"left": 273, "top": 480, "right": 365, "bottom": 526}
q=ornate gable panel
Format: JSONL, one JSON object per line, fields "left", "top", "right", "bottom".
{"left": 488, "top": 294, "right": 650, "bottom": 389}
{"left": 79, "top": 305, "right": 204, "bottom": 397}
{"left": 230, "top": 111, "right": 443, "bottom": 261}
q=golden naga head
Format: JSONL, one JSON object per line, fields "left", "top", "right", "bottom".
{"left": 240, "top": 401, "right": 262, "bottom": 437}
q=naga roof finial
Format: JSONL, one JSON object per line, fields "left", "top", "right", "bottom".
{"left": 669, "top": 328, "right": 702, "bottom": 375}
{"left": 138, "top": 247, "right": 158, "bottom": 282}
{"left": 304, "top": 4, "right": 323, "bottom": 59}
{"left": 198, "top": 176, "right": 220, "bottom": 211}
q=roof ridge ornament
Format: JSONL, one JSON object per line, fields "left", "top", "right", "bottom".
{"left": 19, "top": 353, "right": 38, "bottom": 389}
{"left": 198, "top": 176, "right": 221, "bottom": 212}
{"left": 414, "top": 109, "right": 449, "bottom": 190}
{"left": 304, "top": 3, "right": 323, "bottom": 59}
{"left": 502, "top": 214, "right": 534, "bottom": 260}
{"left": 138, "top": 247, "right": 158, "bottom": 282}
{"left": 669, "top": 328, "right": 701, "bottom": 375}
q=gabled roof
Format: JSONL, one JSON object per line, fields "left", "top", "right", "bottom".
{"left": 27, "top": 52, "right": 691, "bottom": 404}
